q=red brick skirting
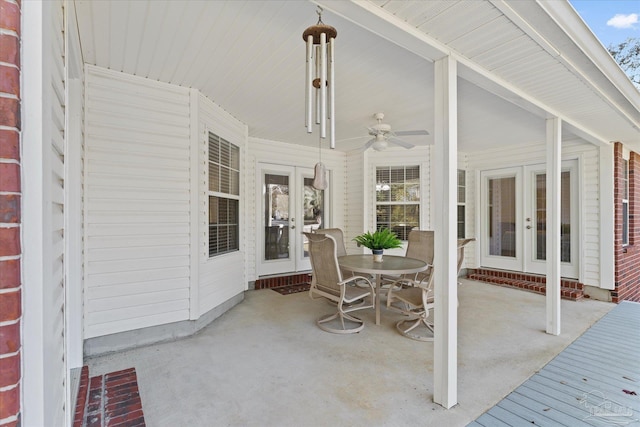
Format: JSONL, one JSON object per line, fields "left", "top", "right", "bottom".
{"left": 468, "top": 268, "right": 584, "bottom": 301}
{"left": 74, "top": 367, "right": 145, "bottom": 427}
{"left": 254, "top": 273, "right": 312, "bottom": 290}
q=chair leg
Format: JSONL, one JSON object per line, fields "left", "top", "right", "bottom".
{"left": 396, "top": 316, "right": 434, "bottom": 342}
{"left": 317, "top": 311, "right": 365, "bottom": 334}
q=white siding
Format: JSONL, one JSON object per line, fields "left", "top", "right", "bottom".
{"left": 65, "top": 2, "right": 86, "bottom": 422}
{"left": 345, "top": 150, "right": 366, "bottom": 253}
{"left": 466, "top": 138, "right": 600, "bottom": 286}
{"left": 197, "top": 93, "right": 247, "bottom": 316}
{"left": 246, "top": 138, "right": 346, "bottom": 280}
{"left": 50, "top": 2, "right": 66, "bottom": 422}
{"left": 84, "top": 66, "right": 192, "bottom": 337}
{"left": 576, "top": 145, "right": 600, "bottom": 287}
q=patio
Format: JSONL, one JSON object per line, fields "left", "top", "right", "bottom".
{"left": 85, "top": 279, "right": 613, "bottom": 426}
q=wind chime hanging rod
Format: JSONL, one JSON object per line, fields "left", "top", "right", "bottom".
{"left": 303, "top": 6, "right": 337, "bottom": 149}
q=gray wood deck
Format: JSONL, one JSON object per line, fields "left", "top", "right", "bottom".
{"left": 469, "top": 301, "right": 640, "bottom": 426}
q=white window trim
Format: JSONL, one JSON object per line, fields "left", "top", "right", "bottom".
{"left": 622, "top": 156, "right": 629, "bottom": 246}
{"left": 373, "top": 164, "right": 422, "bottom": 240}
{"left": 207, "top": 131, "right": 241, "bottom": 258}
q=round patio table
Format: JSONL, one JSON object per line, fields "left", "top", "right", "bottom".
{"left": 338, "top": 254, "right": 428, "bottom": 325}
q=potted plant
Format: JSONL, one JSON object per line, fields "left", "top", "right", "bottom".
{"left": 353, "top": 228, "right": 403, "bottom": 262}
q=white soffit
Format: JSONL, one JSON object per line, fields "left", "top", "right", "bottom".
{"left": 327, "top": 0, "right": 640, "bottom": 148}
{"left": 73, "top": 0, "right": 640, "bottom": 152}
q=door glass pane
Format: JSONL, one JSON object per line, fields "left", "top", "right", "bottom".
{"left": 302, "top": 178, "right": 325, "bottom": 258}
{"left": 488, "top": 177, "right": 516, "bottom": 257}
{"left": 264, "top": 174, "right": 289, "bottom": 261}
{"left": 535, "top": 171, "right": 571, "bottom": 262}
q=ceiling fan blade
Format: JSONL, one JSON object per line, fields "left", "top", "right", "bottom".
{"left": 393, "top": 130, "right": 430, "bottom": 136}
{"left": 388, "top": 137, "right": 415, "bottom": 149}
{"left": 363, "top": 138, "right": 375, "bottom": 150}
{"left": 336, "top": 135, "right": 369, "bottom": 143}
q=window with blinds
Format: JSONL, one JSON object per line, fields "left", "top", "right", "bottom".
{"left": 375, "top": 166, "right": 420, "bottom": 240}
{"left": 208, "top": 132, "right": 240, "bottom": 257}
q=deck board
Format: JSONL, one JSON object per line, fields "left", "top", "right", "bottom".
{"left": 469, "top": 301, "right": 640, "bottom": 426}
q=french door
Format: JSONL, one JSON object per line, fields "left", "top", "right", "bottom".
{"left": 257, "top": 163, "right": 328, "bottom": 276}
{"left": 480, "top": 160, "right": 579, "bottom": 278}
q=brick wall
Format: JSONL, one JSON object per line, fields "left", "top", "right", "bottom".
{"left": 613, "top": 142, "right": 640, "bottom": 302}
{"left": 0, "top": 0, "right": 22, "bottom": 425}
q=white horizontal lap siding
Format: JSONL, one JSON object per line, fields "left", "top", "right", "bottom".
{"left": 568, "top": 143, "right": 600, "bottom": 286}
{"left": 85, "top": 66, "right": 192, "bottom": 338}
{"left": 198, "top": 94, "right": 247, "bottom": 316}
{"left": 246, "top": 138, "right": 346, "bottom": 281}
{"left": 345, "top": 151, "right": 365, "bottom": 253}
{"left": 467, "top": 140, "right": 600, "bottom": 286}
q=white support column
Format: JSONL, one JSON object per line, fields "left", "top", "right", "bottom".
{"left": 599, "top": 145, "right": 615, "bottom": 290}
{"left": 546, "top": 117, "right": 562, "bottom": 335}
{"left": 432, "top": 56, "right": 458, "bottom": 408}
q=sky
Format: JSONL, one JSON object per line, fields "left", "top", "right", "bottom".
{"left": 569, "top": 0, "right": 640, "bottom": 48}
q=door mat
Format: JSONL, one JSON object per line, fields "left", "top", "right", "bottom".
{"left": 272, "top": 283, "right": 310, "bottom": 295}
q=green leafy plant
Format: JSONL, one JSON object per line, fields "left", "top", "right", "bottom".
{"left": 353, "top": 228, "right": 403, "bottom": 251}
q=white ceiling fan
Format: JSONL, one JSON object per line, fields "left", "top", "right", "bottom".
{"left": 362, "top": 112, "right": 429, "bottom": 151}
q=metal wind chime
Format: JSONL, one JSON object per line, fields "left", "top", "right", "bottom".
{"left": 303, "top": 7, "right": 337, "bottom": 190}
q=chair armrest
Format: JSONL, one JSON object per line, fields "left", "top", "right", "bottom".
{"left": 341, "top": 275, "right": 374, "bottom": 289}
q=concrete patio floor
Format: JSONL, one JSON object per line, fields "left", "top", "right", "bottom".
{"left": 85, "top": 279, "right": 614, "bottom": 426}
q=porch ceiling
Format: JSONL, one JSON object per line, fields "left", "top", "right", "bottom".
{"left": 73, "top": 0, "right": 640, "bottom": 153}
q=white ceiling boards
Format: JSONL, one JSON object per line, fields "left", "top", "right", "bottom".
{"left": 74, "top": 0, "right": 640, "bottom": 152}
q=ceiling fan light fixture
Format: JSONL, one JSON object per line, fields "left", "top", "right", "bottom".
{"left": 372, "top": 138, "right": 388, "bottom": 151}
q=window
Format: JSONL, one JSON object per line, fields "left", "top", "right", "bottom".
{"left": 622, "top": 158, "right": 629, "bottom": 246}
{"left": 208, "top": 132, "right": 240, "bottom": 257}
{"left": 375, "top": 166, "right": 419, "bottom": 240}
{"left": 458, "top": 169, "right": 466, "bottom": 239}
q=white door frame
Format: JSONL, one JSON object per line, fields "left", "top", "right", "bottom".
{"left": 257, "top": 164, "right": 297, "bottom": 276}
{"left": 480, "top": 161, "right": 580, "bottom": 278}
{"left": 479, "top": 167, "right": 523, "bottom": 271}
{"left": 295, "top": 167, "right": 331, "bottom": 272}
{"left": 523, "top": 160, "right": 579, "bottom": 278}
{"left": 256, "top": 163, "right": 330, "bottom": 276}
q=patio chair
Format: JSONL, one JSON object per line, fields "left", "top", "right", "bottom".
{"left": 314, "top": 228, "right": 368, "bottom": 282}
{"left": 386, "top": 234, "right": 474, "bottom": 341}
{"left": 305, "top": 232, "right": 375, "bottom": 334}
{"left": 381, "top": 229, "right": 433, "bottom": 290}
{"left": 386, "top": 230, "right": 435, "bottom": 341}
{"left": 313, "top": 228, "right": 347, "bottom": 257}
